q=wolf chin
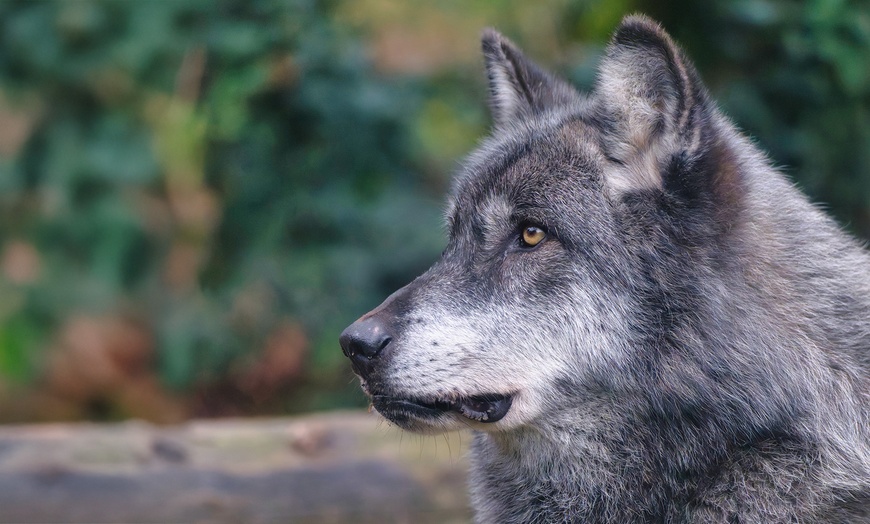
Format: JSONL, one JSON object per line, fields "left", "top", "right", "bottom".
{"left": 340, "top": 15, "right": 870, "bottom": 523}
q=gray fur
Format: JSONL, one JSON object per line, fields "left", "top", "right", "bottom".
{"left": 340, "top": 15, "right": 870, "bottom": 523}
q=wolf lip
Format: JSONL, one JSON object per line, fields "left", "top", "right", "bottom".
{"left": 456, "top": 394, "right": 512, "bottom": 422}
{"left": 371, "top": 393, "right": 512, "bottom": 423}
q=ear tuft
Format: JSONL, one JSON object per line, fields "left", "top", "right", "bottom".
{"left": 482, "top": 28, "right": 581, "bottom": 130}
{"left": 611, "top": 14, "right": 673, "bottom": 50}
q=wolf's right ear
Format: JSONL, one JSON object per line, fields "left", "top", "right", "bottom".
{"left": 482, "top": 29, "right": 581, "bottom": 130}
{"left": 595, "top": 16, "right": 716, "bottom": 197}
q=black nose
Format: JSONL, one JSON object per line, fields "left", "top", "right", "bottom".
{"left": 339, "top": 316, "right": 392, "bottom": 377}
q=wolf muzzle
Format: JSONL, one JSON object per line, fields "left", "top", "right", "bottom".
{"left": 339, "top": 288, "right": 514, "bottom": 425}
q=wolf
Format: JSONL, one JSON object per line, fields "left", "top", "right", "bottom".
{"left": 340, "top": 15, "right": 870, "bottom": 523}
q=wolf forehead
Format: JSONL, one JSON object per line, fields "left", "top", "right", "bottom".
{"left": 446, "top": 120, "right": 610, "bottom": 232}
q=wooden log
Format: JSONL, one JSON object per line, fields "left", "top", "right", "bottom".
{"left": 0, "top": 411, "right": 472, "bottom": 523}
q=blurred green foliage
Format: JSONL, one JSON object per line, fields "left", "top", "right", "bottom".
{"left": 0, "top": 0, "right": 866, "bottom": 422}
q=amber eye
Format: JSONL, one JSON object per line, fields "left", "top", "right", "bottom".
{"left": 521, "top": 226, "right": 546, "bottom": 247}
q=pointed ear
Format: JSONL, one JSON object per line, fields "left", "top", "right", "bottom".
{"left": 482, "top": 29, "right": 582, "bottom": 129}
{"left": 595, "top": 15, "right": 714, "bottom": 195}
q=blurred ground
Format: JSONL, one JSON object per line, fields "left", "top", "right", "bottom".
{"left": 0, "top": 410, "right": 471, "bottom": 523}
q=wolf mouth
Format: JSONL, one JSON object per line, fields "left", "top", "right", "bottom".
{"left": 371, "top": 393, "right": 512, "bottom": 423}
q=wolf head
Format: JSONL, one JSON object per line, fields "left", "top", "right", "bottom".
{"left": 340, "top": 16, "right": 745, "bottom": 434}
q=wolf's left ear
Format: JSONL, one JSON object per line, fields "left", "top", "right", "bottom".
{"left": 595, "top": 16, "right": 716, "bottom": 196}
{"left": 482, "top": 29, "right": 582, "bottom": 129}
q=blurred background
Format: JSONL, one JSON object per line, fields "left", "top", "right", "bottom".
{"left": 0, "top": 0, "right": 868, "bottom": 425}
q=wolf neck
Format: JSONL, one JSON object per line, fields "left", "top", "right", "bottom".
{"left": 468, "top": 416, "right": 663, "bottom": 524}
{"left": 466, "top": 390, "right": 841, "bottom": 524}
